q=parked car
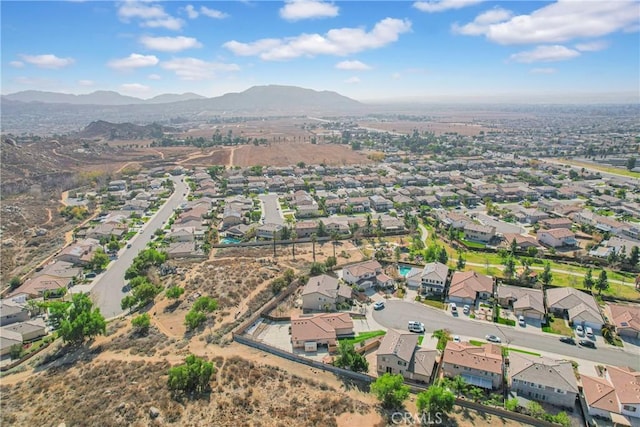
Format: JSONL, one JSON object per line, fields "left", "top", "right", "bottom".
{"left": 450, "top": 303, "right": 457, "bottom": 313}
{"left": 408, "top": 321, "right": 425, "bottom": 333}
{"left": 579, "top": 339, "right": 596, "bottom": 349}
{"left": 453, "top": 336, "right": 461, "bottom": 342}
{"left": 576, "top": 325, "right": 584, "bottom": 336}
{"left": 373, "top": 301, "right": 385, "bottom": 310}
{"left": 559, "top": 336, "right": 576, "bottom": 345}
{"left": 518, "top": 315, "right": 526, "bottom": 326}
{"left": 485, "top": 334, "right": 501, "bottom": 343}
{"left": 126, "top": 243, "right": 132, "bottom": 249}
{"left": 463, "top": 305, "right": 470, "bottom": 315}
{"left": 585, "top": 326, "right": 594, "bottom": 339}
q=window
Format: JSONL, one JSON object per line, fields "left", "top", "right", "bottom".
{"left": 623, "top": 405, "right": 637, "bottom": 412}
{"left": 382, "top": 357, "right": 387, "bottom": 362}
{"left": 555, "top": 388, "right": 566, "bottom": 394}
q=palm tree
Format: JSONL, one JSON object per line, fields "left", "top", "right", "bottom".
{"left": 331, "top": 231, "right": 340, "bottom": 258}
{"left": 450, "top": 375, "right": 468, "bottom": 397}
{"left": 311, "top": 233, "right": 317, "bottom": 263}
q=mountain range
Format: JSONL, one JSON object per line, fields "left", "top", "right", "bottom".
{"left": 1, "top": 85, "right": 366, "bottom": 134}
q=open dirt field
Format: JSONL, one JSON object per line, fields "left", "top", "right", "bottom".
{"left": 360, "top": 120, "right": 494, "bottom": 136}
{"left": 232, "top": 142, "right": 369, "bottom": 167}
{"left": 178, "top": 117, "right": 316, "bottom": 142}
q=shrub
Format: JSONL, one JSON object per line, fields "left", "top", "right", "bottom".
{"left": 131, "top": 313, "right": 151, "bottom": 335}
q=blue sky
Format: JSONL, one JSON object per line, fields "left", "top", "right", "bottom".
{"left": 1, "top": 0, "right": 639, "bottom": 101}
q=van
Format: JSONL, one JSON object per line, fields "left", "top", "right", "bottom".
{"left": 450, "top": 303, "right": 457, "bottom": 313}
{"left": 408, "top": 321, "right": 425, "bottom": 333}
{"left": 585, "top": 326, "right": 594, "bottom": 338}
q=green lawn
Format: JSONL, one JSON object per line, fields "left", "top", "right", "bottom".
{"left": 418, "top": 335, "right": 424, "bottom": 346}
{"left": 460, "top": 239, "right": 486, "bottom": 249}
{"left": 542, "top": 317, "right": 573, "bottom": 336}
{"left": 556, "top": 159, "right": 640, "bottom": 179}
{"left": 507, "top": 347, "right": 541, "bottom": 357}
{"left": 419, "top": 298, "right": 445, "bottom": 310}
{"left": 469, "top": 340, "right": 484, "bottom": 346}
{"left": 339, "top": 330, "right": 386, "bottom": 346}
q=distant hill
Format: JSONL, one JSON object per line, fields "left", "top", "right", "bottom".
{"left": 78, "top": 120, "right": 179, "bottom": 140}
{"left": 1, "top": 85, "right": 367, "bottom": 134}
{"left": 1, "top": 90, "right": 206, "bottom": 105}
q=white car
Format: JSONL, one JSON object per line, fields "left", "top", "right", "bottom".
{"left": 485, "top": 334, "right": 501, "bottom": 343}
{"left": 576, "top": 325, "right": 585, "bottom": 336}
{"left": 463, "top": 305, "right": 470, "bottom": 315}
{"left": 453, "top": 336, "right": 461, "bottom": 342}
{"left": 373, "top": 301, "right": 385, "bottom": 310}
{"left": 450, "top": 303, "right": 457, "bottom": 313}
{"left": 518, "top": 315, "right": 525, "bottom": 326}
{"left": 408, "top": 321, "right": 425, "bottom": 333}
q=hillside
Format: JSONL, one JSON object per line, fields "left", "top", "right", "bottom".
{"left": 1, "top": 90, "right": 205, "bottom": 105}
{"left": 77, "top": 120, "right": 178, "bottom": 140}
{"left": 1, "top": 85, "right": 367, "bottom": 134}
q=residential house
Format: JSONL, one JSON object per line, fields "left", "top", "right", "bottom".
{"left": 546, "top": 287, "right": 603, "bottom": 331}
{"left": 439, "top": 211, "right": 470, "bottom": 229}
{"left": 297, "top": 203, "right": 321, "bottom": 218}
{"left": 502, "top": 233, "right": 542, "bottom": 251}
{"left": 256, "top": 223, "right": 283, "bottom": 240}
{"left": 86, "top": 223, "right": 128, "bottom": 241}
{"left": 225, "top": 224, "right": 251, "bottom": 240}
{"left": 301, "top": 274, "right": 352, "bottom": 312}
{"left": 582, "top": 366, "right": 640, "bottom": 424}
{"left": 441, "top": 341, "right": 503, "bottom": 389}
{"left": 447, "top": 271, "right": 494, "bottom": 306}
{"left": 537, "top": 228, "right": 577, "bottom": 248}
{"left": 222, "top": 205, "right": 244, "bottom": 228}
{"left": 539, "top": 218, "right": 573, "bottom": 230}
{"left": 290, "top": 313, "right": 354, "bottom": 351}
{"left": 496, "top": 285, "right": 545, "bottom": 321}
{"left": 508, "top": 353, "right": 578, "bottom": 409}
{"left": 463, "top": 223, "right": 496, "bottom": 244}
{"left": 418, "top": 262, "right": 449, "bottom": 295}
{"left": 0, "top": 299, "right": 29, "bottom": 326}
{"left": 342, "top": 260, "right": 384, "bottom": 290}
{"left": 1, "top": 318, "right": 46, "bottom": 342}
{"left": 10, "top": 261, "right": 83, "bottom": 298}
{"left": 369, "top": 195, "right": 392, "bottom": 211}
{"left": 56, "top": 238, "right": 101, "bottom": 266}
{"left": 295, "top": 220, "right": 319, "bottom": 238}
{"left": 603, "top": 303, "right": 640, "bottom": 339}
{"left": 166, "top": 242, "right": 205, "bottom": 259}
{"left": 376, "top": 329, "right": 438, "bottom": 384}
{"left": 0, "top": 329, "right": 22, "bottom": 357}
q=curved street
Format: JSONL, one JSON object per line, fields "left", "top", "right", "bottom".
{"left": 373, "top": 299, "right": 640, "bottom": 368}
{"left": 88, "top": 175, "right": 189, "bottom": 319}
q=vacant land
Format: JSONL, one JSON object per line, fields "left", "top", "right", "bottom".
{"left": 232, "top": 142, "right": 369, "bottom": 167}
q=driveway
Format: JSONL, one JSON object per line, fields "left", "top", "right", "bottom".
{"left": 88, "top": 175, "right": 189, "bottom": 319}
{"left": 258, "top": 193, "right": 284, "bottom": 225}
{"left": 373, "top": 300, "right": 640, "bottom": 368}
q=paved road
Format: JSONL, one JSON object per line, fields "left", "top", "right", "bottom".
{"left": 373, "top": 300, "right": 640, "bottom": 368}
{"left": 90, "top": 176, "right": 189, "bottom": 319}
{"left": 258, "top": 193, "right": 284, "bottom": 225}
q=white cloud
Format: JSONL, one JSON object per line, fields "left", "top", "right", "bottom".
{"left": 454, "top": 0, "right": 639, "bottom": 44}
{"left": 160, "top": 57, "right": 240, "bottom": 80}
{"left": 184, "top": 5, "right": 199, "bottom": 19}
{"left": 529, "top": 68, "right": 557, "bottom": 74}
{"left": 509, "top": 45, "right": 581, "bottom": 63}
{"left": 391, "top": 72, "right": 401, "bottom": 80}
{"left": 140, "top": 36, "right": 203, "bottom": 52}
{"left": 9, "top": 61, "right": 24, "bottom": 68}
{"left": 19, "top": 54, "right": 74, "bottom": 69}
{"left": 575, "top": 40, "right": 609, "bottom": 52}
{"left": 141, "top": 16, "right": 184, "bottom": 31}
{"left": 335, "top": 60, "right": 371, "bottom": 71}
{"left": 413, "top": 0, "right": 484, "bottom": 13}
{"left": 344, "top": 76, "right": 361, "bottom": 84}
{"left": 118, "top": 1, "right": 166, "bottom": 20}
{"left": 200, "top": 6, "right": 228, "bottom": 19}
{"left": 224, "top": 17, "right": 412, "bottom": 60}
{"left": 78, "top": 79, "right": 95, "bottom": 86}
{"left": 118, "top": 1, "right": 184, "bottom": 31}
{"left": 452, "top": 7, "right": 513, "bottom": 35}
{"left": 280, "top": 0, "right": 339, "bottom": 21}
{"left": 120, "top": 83, "right": 151, "bottom": 94}
{"left": 148, "top": 73, "right": 162, "bottom": 80}
{"left": 108, "top": 53, "right": 159, "bottom": 70}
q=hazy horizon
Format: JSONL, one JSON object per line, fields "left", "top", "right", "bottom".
{"left": 1, "top": 1, "right": 639, "bottom": 102}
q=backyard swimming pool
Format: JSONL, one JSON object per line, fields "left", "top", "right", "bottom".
{"left": 220, "top": 237, "right": 241, "bottom": 244}
{"left": 398, "top": 265, "right": 413, "bottom": 277}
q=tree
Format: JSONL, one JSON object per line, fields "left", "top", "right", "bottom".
{"left": 89, "top": 249, "right": 109, "bottom": 271}
{"left": 596, "top": 270, "right": 609, "bottom": 295}
{"left": 310, "top": 262, "right": 327, "bottom": 276}
{"left": 107, "top": 239, "right": 120, "bottom": 252}
{"left": 331, "top": 231, "right": 340, "bottom": 258}
{"left": 166, "top": 286, "right": 185, "bottom": 300}
{"left": 509, "top": 238, "right": 518, "bottom": 255}
{"left": 370, "top": 373, "right": 410, "bottom": 408}
{"left": 540, "top": 262, "right": 553, "bottom": 288}
{"left": 505, "top": 397, "right": 519, "bottom": 411}
{"left": 10, "top": 344, "right": 24, "bottom": 360}
{"left": 436, "top": 246, "right": 448, "bottom": 265}
{"left": 185, "top": 310, "right": 207, "bottom": 331}
{"left": 527, "top": 401, "right": 545, "bottom": 418}
{"left": 416, "top": 385, "right": 455, "bottom": 417}
{"left": 120, "top": 295, "right": 137, "bottom": 313}
{"left": 334, "top": 341, "right": 369, "bottom": 373}
{"left": 167, "top": 354, "right": 215, "bottom": 396}
{"left": 325, "top": 256, "right": 337, "bottom": 269}
{"left": 192, "top": 296, "right": 218, "bottom": 312}
{"left": 448, "top": 375, "right": 468, "bottom": 396}
{"left": 9, "top": 276, "right": 21, "bottom": 290}
{"left": 132, "top": 282, "right": 162, "bottom": 307}
{"left": 551, "top": 411, "right": 571, "bottom": 427}
{"left": 629, "top": 246, "right": 639, "bottom": 267}
{"left": 311, "top": 233, "right": 317, "bottom": 263}
{"left": 583, "top": 268, "right": 594, "bottom": 290}
{"left": 131, "top": 313, "right": 151, "bottom": 335}
{"left": 627, "top": 157, "right": 636, "bottom": 171}
{"left": 59, "top": 293, "right": 106, "bottom": 346}
{"left": 456, "top": 252, "right": 466, "bottom": 270}
{"left": 503, "top": 256, "right": 516, "bottom": 279}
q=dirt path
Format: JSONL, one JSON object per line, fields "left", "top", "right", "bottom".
{"left": 60, "top": 190, "right": 70, "bottom": 207}
{"left": 150, "top": 149, "right": 165, "bottom": 160}
{"left": 227, "top": 147, "right": 236, "bottom": 167}
{"left": 42, "top": 208, "right": 53, "bottom": 225}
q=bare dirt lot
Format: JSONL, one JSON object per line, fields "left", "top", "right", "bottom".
{"left": 232, "top": 142, "right": 369, "bottom": 167}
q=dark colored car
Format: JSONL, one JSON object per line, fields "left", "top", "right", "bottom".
{"left": 579, "top": 339, "right": 596, "bottom": 348}
{"left": 559, "top": 336, "right": 576, "bottom": 345}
